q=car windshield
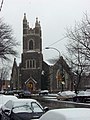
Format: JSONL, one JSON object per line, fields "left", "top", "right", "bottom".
{"left": 13, "top": 101, "right": 43, "bottom": 113}
{"left": 13, "top": 104, "right": 32, "bottom": 113}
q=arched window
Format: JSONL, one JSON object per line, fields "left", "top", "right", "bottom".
{"left": 29, "top": 40, "right": 33, "bottom": 50}
{"left": 30, "top": 59, "right": 36, "bottom": 68}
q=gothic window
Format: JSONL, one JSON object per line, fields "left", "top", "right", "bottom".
{"left": 30, "top": 59, "right": 36, "bottom": 68}
{"left": 26, "top": 60, "right": 29, "bottom": 68}
{"left": 30, "top": 60, "right": 32, "bottom": 68}
{"left": 26, "top": 59, "right": 36, "bottom": 69}
{"left": 29, "top": 40, "right": 34, "bottom": 50}
{"left": 32, "top": 60, "right": 35, "bottom": 68}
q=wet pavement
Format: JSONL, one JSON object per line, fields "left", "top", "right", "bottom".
{"left": 32, "top": 95, "right": 90, "bottom": 110}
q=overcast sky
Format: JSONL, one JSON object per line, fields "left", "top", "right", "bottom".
{"left": 1, "top": 0, "right": 90, "bottom": 64}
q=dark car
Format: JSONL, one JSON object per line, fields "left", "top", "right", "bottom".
{"left": 1, "top": 98, "right": 49, "bottom": 120}
{"left": 19, "top": 90, "right": 31, "bottom": 98}
{"left": 39, "top": 90, "right": 49, "bottom": 96}
{"left": 5, "top": 91, "right": 14, "bottom": 95}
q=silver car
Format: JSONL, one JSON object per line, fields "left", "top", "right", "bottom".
{"left": 1, "top": 98, "right": 48, "bottom": 120}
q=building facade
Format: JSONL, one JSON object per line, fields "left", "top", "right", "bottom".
{"left": 10, "top": 13, "right": 73, "bottom": 93}
{"left": 49, "top": 56, "right": 72, "bottom": 92}
{"left": 20, "top": 13, "right": 44, "bottom": 92}
{"left": 11, "top": 13, "right": 48, "bottom": 92}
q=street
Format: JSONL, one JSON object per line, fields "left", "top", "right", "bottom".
{"left": 31, "top": 94, "right": 90, "bottom": 110}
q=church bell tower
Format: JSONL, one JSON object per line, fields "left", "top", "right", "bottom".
{"left": 20, "top": 13, "right": 43, "bottom": 91}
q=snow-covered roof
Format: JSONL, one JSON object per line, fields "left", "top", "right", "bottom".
{"left": 44, "top": 60, "right": 55, "bottom": 66}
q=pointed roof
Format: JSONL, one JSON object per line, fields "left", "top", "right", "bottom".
{"left": 23, "top": 13, "right": 27, "bottom": 21}
{"left": 35, "top": 17, "right": 40, "bottom": 27}
{"left": 25, "top": 76, "right": 37, "bottom": 84}
{"left": 11, "top": 58, "right": 18, "bottom": 77}
{"left": 12, "top": 58, "right": 17, "bottom": 71}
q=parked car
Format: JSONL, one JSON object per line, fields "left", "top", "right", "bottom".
{"left": 39, "top": 108, "right": 90, "bottom": 120}
{"left": 1, "top": 98, "right": 49, "bottom": 120}
{"left": 57, "top": 90, "right": 76, "bottom": 101}
{"left": 0, "top": 95, "right": 18, "bottom": 120}
{"left": 5, "top": 90, "right": 14, "bottom": 95}
{"left": 39, "top": 90, "right": 49, "bottom": 96}
{"left": 73, "top": 90, "right": 90, "bottom": 102}
{"left": 19, "top": 90, "right": 31, "bottom": 98}
{"left": 0, "top": 91, "right": 5, "bottom": 94}
{"left": 0, "top": 95, "right": 18, "bottom": 107}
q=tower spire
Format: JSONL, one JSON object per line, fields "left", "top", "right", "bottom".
{"left": 35, "top": 17, "right": 40, "bottom": 27}
{"left": 23, "top": 13, "right": 27, "bottom": 21}
{"left": 23, "top": 13, "right": 28, "bottom": 35}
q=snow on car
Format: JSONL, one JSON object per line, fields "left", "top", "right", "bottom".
{"left": 57, "top": 91, "right": 76, "bottom": 100}
{"left": 73, "top": 90, "right": 90, "bottom": 102}
{"left": 39, "top": 108, "right": 90, "bottom": 120}
{"left": 0, "top": 94, "right": 18, "bottom": 119}
{"left": 0, "top": 94, "right": 18, "bottom": 107}
{"left": 58, "top": 91, "right": 76, "bottom": 96}
{"left": 77, "top": 90, "right": 90, "bottom": 96}
{"left": 39, "top": 90, "right": 49, "bottom": 96}
{"left": 1, "top": 98, "right": 49, "bottom": 120}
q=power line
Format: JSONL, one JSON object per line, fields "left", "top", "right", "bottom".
{"left": 46, "top": 20, "right": 89, "bottom": 47}
{"left": 48, "top": 36, "right": 67, "bottom": 46}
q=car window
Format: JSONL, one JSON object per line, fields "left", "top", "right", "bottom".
{"left": 4, "top": 100, "right": 13, "bottom": 109}
{"left": 13, "top": 101, "right": 32, "bottom": 113}
{"left": 31, "top": 102, "right": 43, "bottom": 112}
{"left": 13, "top": 105, "right": 32, "bottom": 113}
{"left": 13, "top": 101, "right": 32, "bottom": 107}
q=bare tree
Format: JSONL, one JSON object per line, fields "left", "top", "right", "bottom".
{"left": 65, "top": 13, "right": 90, "bottom": 92}
{"left": 0, "top": 18, "right": 19, "bottom": 62}
{"left": 0, "top": 65, "right": 11, "bottom": 90}
{"left": 0, "top": 66, "right": 10, "bottom": 80}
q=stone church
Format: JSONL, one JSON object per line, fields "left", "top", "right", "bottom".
{"left": 11, "top": 13, "right": 49, "bottom": 92}
{"left": 10, "top": 13, "right": 72, "bottom": 93}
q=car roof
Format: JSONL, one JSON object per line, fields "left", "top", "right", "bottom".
{"left": 39, "top": 108, "right": 90, "bottom": 120}
{"left": 7, "top": 98, "right": 43, "bottom": 109}
{"left": 58, "top": 91, "right": 76, "bottom": 96}
{"left": 39, "top": 90, "right": 49, "bottom": 93}
{"left": 15, "top": 98, "right": 37, "bottom": 102}
{"left": 0, "top": 95, "right": 18, "bottom": 106}
{"left": 12, "top": 98, "right": 39, "bottom": 105}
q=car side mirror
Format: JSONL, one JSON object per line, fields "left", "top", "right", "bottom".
{"left": 44, "top": 107, "right": 49, "bottom": 112}
{"left": 4, "top": 109, "right": 11, "bottom": 116}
